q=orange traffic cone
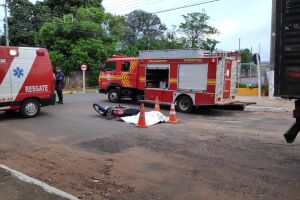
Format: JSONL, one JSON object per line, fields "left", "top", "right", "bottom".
{"left": 167, "top": 103, "right": 179, "bottom": 124}
{"left": 154, "top": 96, "right": 160, "bottom": 112}
{"left": 136, "top": 103, "right": 147, "bottom": 128}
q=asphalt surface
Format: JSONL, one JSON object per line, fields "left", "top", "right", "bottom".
{"left": 0, "top": 93, "right": 300, "bottom": 200}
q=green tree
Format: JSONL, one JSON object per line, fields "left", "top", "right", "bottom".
{"left": 119, "top": 10, "right": 167, "bottom": 55}
{"left": 36, "top": 7, "right": 117, "bottom": 86}
{"left": 240, "top": 48, "right": 254, "bottom": 78}
{"left": 240, "top": 48, "right": 253, "bottom": 63}
{"left": 45, "top": 0, "right": 103, "bottom": 17}
{"left": 7, "top": 0, "right": 52, "bottom": 46}
{"left": 179, "top": 11, "right": 219, "bottom": 50}
{"left": 161, "top": 26, "right": 187, "bottom": 49}
{"left": 7, "top": 0, "right": 35, "bottom": 45}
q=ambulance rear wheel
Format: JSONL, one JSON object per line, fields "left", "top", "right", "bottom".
{"left": 21, "top": 99, "right": 40, "bottom": 118}
{"left": 108, "top": 89, "right": 121, "bottom": 103}
{"left": 176, "top": 95, "right": 193, "bottom": 113}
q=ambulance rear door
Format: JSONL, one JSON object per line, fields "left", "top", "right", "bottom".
{"left": 10, "top": 47, "right": 37, "bottom": 102}
{"left": 0, "top": 48, "right": 13, "bottom": 109}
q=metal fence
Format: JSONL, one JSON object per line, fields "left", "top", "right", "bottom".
{"left": 238, "top": 63, "right": 270, "bottom": 85}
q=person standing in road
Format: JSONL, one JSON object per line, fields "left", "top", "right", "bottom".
{"left": 55, "top": 67, "right": 64, "bottom": 104}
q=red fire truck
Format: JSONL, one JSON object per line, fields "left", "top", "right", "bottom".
{"left": 98, "top": 49, "right": 240, "bottom": 113}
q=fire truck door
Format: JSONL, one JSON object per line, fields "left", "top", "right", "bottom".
{"left": 223, "top": 60, "right": 232, "bottom": 99}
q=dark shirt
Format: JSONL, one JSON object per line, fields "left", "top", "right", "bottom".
{"left": 55, "top": 71, "right": 64, "bottom": 91}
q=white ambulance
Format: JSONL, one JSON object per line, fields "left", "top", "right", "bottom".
{"left": 0, "top": 46, "right": 56, "bottom": 117}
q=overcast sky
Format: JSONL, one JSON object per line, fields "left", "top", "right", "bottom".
{"left": 103, "top": 0, "right": 272, "bottom": 61}
{"left": 0, "top": 0, "right": 272, "bottom": 61}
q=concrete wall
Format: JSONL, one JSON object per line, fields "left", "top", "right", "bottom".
{"left": 64, "top": 71, "right": 91, "bottom": 88}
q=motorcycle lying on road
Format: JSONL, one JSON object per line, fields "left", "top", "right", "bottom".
{"left": 93, "top": 103, "right": 140, "bottom": 120}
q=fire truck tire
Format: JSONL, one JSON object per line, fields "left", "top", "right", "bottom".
{"left": 21, "top": 99, "right": 41, "bottom": 118}
{"left": 176, "top": 95, "right": 193, "bottom": 113}
{"left": 108, "top": 89, "right": 121, "bottom": 103}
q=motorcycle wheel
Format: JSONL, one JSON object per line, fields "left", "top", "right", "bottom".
{"left": 93, "top": 104, "right": 106, "bottom": 115}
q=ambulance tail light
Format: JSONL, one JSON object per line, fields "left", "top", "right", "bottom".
{"left": 36, "top": 49, "right": 45, "bottom": 56}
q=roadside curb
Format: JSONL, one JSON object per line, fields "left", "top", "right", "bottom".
{"left": 244, "top": 105, "right": 287, "bottom": 113}
{"left": 63, "top": 91, "right": 74, "bottom": 95}
{"left": 63, "top": 90, "right": 99, "bottom": 95}
{"left": 0, "top": 164, "right": 79, "bottom": 200}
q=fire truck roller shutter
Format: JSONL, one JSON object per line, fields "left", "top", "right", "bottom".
{"left": 178, "top": 63, "right": 208, "bottom": 91}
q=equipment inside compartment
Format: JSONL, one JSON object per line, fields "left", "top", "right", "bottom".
{"left": 146, "top": 69, "right": 169, "bottom": 89}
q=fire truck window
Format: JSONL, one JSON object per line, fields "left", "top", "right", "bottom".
{"left": 146, "top": 69, "right": 169, "bottom": 89}
{"left": 104, "top": 62, "right": 116, "bottom": 71}
{"left": 122, "top": 62, "right": 130, "bottom": 72}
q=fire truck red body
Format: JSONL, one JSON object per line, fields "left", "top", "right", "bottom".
{"left": 99, "top": 49, "right": 240, "bottom": 112}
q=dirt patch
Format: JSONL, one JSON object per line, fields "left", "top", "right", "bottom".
{"left": 78, "top": 133, "right": 300, "bottom": 200}
{"left": 78, "top": 133, "right": 211, "bottom": 155}
{"left": 0, "top": 143, "right": 134, "bottom": 200}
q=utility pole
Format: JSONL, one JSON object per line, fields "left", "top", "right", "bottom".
{"left": 2, "top": 1, "right": 9, "bottom": 46}
{"left": 238, "top": 38, "right": 241, "bottom": 52}
{"left": 269, "top": 0, "right": 276, "bottom": 100}
{"left": 270, "top": 0, "right": 276, "bottom": 71}
{"left": 257, "top": 43, "right": 261, "bottom": 99}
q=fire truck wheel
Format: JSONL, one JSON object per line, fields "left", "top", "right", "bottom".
{"left": 176, "top": 95, "right": 193, "bottom": 113}
{"left": 108, "top": 89, "right": 121, "bottom": 103}
{"left": 21, "top": 99, "right": 41, "bottom": 118}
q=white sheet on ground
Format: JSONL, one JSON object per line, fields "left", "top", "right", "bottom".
{"left": 121, "top": 111, "right": 168, "bottom": 126}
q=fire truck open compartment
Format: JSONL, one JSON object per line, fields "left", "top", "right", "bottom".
{"left": 146, "top": 64, "right": 169, "bottom": 89}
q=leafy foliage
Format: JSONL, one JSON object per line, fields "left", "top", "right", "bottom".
{"left": 179, "top": 11, "right": 219, "bottom": 50}
{"left": 240, "top": 48, "right": 253, "bottom": 63}
{"left": 8, "top": 0, "right": 40, "bottom": 45}
{"left": 44, "top": 0, "right": 103, "bottom": 17}
{"left": 118, "top": 10, "right": 167, "bottom": 55}
{"left": 4, "top": 2, "right": 223, "bottom": 85}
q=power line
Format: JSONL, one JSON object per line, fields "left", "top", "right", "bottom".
{"left": 153, "top": 0, "right": 221, "bottom": 14}
{"left": 107, "top": 0, "right": 162, "bottom": 10}
{"left": 103, "top": 0, "right": 138, "bottom": 8}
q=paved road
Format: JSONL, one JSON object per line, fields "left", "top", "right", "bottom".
{"left": 0, "top": 93, "right": 300, "bottom": 200}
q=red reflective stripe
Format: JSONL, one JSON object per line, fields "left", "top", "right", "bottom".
{"left": 0, "top": 54, "right": 15, "bottom": 85}
{"left": 288, "top": 72, "right": 300, "bottom": 78}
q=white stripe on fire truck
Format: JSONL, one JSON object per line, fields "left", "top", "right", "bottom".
{"left": 0, "top": 48, "right": 37, "bottom": 109}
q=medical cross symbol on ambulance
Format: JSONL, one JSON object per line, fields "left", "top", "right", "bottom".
{"left": 13, "top": 67, "right": 24, "bottom": 78}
